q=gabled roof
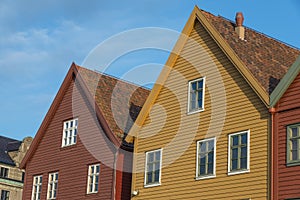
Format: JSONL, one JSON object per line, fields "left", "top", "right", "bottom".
{"left": 270, "top": 55, "right": 300, "bottom": 107}
{"left": 125, "top": 6, "right": 300, "bottom": 142}
{"left": 77, "top": 66, "right": 150, "bottom": 138}
{"left": 201, "top": 10, "right": 300, "bottom": 95}
{"left": 0, "top": 135, "right": 21, "bottom": 166}
{"left": 21, "top": 63, "right": 149, "bottom": 169}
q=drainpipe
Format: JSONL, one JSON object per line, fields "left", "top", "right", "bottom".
{"left": 112, "top": 149, "right": 118, "bottom": 200}
{"left": 269, "top": 107, "right": 276, "bottom": 200}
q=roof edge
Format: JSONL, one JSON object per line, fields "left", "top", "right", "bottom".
{"left": 125, "top": 6, "right": 269, "bottom": 143}
{"left": 194, "top": 8, "right": 269, "bottom": 106}
{"left": 21, "top": 63, "right": 122, "bottom": 169}
{"left": 270, "top": 55, "right": 300, "bottom": 107}
{"left": 125, "top": 6, "right": 198, "bottom": 143}
{"left": 20, "top": 63, "right": 77, "bottom": 169}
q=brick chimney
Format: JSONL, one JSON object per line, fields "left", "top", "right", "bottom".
{"left": 235, "top": 12, "right": 245, "bottom": 40}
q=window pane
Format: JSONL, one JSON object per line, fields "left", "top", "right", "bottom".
{"left": 147, "top": 172, "right": 152, "bottom": 183}
{"left": 231, "top": 159, "right": 238, "bottom": 170}
{"left": 148, "top": 153, "right": 154, "bottom": 162}
{"left": 208, "top": 152, "right": 214, "bottom": 163}
{"left": 292, "top": 127, "right": 298, "bottom": 137}
{"left": 232, "top": 148, "right": 238, "bottom": 159}
{"left": 232, "top": 135, "right": 239, "bottom": 146}
{"left": 208, "top": 140, "right": 214, "bottom": 151}
{"left": 292, "top": 139, "right": 298, "bottom": 151}
{"left": 200, "top": 156, "right": 206, "bottom": 165}
{"left": 200, "top": 142, "right": 206, "bottom": 153}
{"left": 191, "top": 82, "right": 197, "bottom": 91}
{"left": 207, "top": 163, "right": 213, "bottom": 174}
{"left": 292, "top": 150, "right": 298, "bottom": 160}
{"left": 191, "top": 92, "right": 196, "bottom": 101}
{"left": 197, "top": 80, "right": 203, "bottom": 89}
{"left": 200, "top": 165, "right": 206, "bottom": 175}
{"left": 241, "top": 158, "right": 247, "bottom": 169}
{"left": 155, "top": 151, "right": 161, "bottom": 160}
{"left": 241, "top": 133, "right": 247, "bottom": 144}
{"left": 241, "top": 146, "right": 247, "bottom": 157}
{"left": 154, "top": 170, "right": 160, "bottom": 182}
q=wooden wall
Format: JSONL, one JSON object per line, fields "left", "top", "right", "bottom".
{"left": 274, "top": 72, "right": 300, "bottom": 200}
{"left": 132, "top": 19, "right": 269, "bottom": 199}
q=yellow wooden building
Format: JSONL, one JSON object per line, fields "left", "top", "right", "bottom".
{"left": 126, "top": 6, "right": 300, "bottom": 199}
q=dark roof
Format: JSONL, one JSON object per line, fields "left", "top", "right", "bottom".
{"left": 0, "top": 135, "right": 21, "bottom": 166}
{"left": 201, "top": 10, "right": 300, "bottom": 94}
{"left": 76, "top": 66, "right": 150, "bottom": 140}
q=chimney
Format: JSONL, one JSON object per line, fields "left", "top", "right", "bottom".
{"left": 235, "top": 12, "right": 245, "bottom": 40}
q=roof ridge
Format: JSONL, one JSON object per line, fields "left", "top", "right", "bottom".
{"left": 217, "top": 15, "right": 300, "bottom": 51}
{"left": 76, "top": 65, "right": 151, "bottom": 91}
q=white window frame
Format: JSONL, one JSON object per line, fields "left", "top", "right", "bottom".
{"left": 87, "top": 164, "right": 100, "bottom": 194}
{"left": 31, "top": 175, "right": 42, "bottom": 200}
{"left": 196, "top": 137, "right": 216, "bottom": 180}
{"left": 187, "top": 77, "right": 206, "bottom": 114}
{"left": 228, "top": 130, "right": 250, "bottom": 176}
{"left": 62, "top": 118, "right": 78, "bottom": 147}
{"left": 144, "top": 149, "right": 162, "bottom": 187}
{"left": 47, "top": 172, "right": 58, "bottom": 200}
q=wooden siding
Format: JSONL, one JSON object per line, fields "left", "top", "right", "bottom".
{"left": 23, "top": 75, "right": 117, "bottom": 199}
{"left": 274, "top": 72, "right": 300, "bottom": 200}
{"left": 132, "top": 20, "right": 269, "bottom": 199}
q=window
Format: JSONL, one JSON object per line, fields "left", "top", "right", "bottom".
{"left": 0, "top": 167, "right": 9, "bottom": 178}
{"left": 62, "top": 118, "right": 78, "bottom": 147}
{"left": 32, "top": 175, "right": 42, "bottom": 200}
{"left": 144, "top": 149, "right": 162, "bottom": 187}
{"left": 87, "top": 164, "right": 100, "bottom": 194}
{"left": 188, "top": 77, "right": 205, "bottom": 113}
{"left": 47, "top": 172, "right": 58, "bottom": 200}
{"left": 0, "top": 190, "right": 9, "bottom": 200}
{"left": 196, "top": 138, "right": 216, "bottom": 179}
{"left": 228, "top": 131, "right": 250, "bottom": 175}
{"left": 287, "top": 124, "right": 300, "bottom": 165}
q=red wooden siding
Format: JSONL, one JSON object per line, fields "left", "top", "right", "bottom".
{"left": 274, "top": 72, "right": 300, "bottom": 200}
{"left": 22, "top": 74, "right": 128, "bottom": 199}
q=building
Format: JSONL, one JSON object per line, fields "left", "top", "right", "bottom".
{"left": 125, "top": 6, "right": 300, "bottom": 199}
{"left": 20, "top": 64, "right": 149, "bottom": 200}
{"left": 270, "top": 56, "right": 300, "bottom": 199}
{"left": 0, "top": 136, "right": 32, "bottom": 200}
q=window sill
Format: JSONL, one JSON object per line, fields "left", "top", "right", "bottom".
{"left": 286, "top": 161, "right": 300, "bottom": 167}
{"left": 195, "top": 174, "right": 216, "bottom": 180}
{"left": 144, "top": 183, "right": 161, "bottom": 188}
{"left": 228, "top": 169, "right": 249, "bottom": 176}
{"left": 60, "top": 143, "right": 77, "bottom": 150}
{"left": 187, "top": 108, "right": 204, "bottom": 115}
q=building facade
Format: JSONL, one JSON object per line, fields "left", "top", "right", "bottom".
{"left": 0, "top": 136, "right": 32, "bottom": 200}
{"left": 270, "top": 56, "right": 300, "bottom": 200}
{"left": 125, "top": 6, "right": 300, "bottom": 200}
{"left": 21, "top": 64, "right": 149, "bottom": 200}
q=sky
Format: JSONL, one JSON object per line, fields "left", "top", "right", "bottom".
{"left": 1, "top": 0, "right": 300, "bottom": 140}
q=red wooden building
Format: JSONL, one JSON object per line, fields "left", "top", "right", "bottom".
{"left": 20, "top": 63, "right": 149, "bottom": 200}
{"left": 270, "top": 56, "right": 300, "bottom": 200}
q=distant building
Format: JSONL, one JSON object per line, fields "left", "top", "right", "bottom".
{"left": 0, "top": 136, "right": 32, "bottom": 200}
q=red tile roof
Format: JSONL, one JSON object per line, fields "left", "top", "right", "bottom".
{"left": 201, "top": 10, "right": 300, "bottom": 94}
{"left": 76, "top": 66, "right": 150, "bottom": 140}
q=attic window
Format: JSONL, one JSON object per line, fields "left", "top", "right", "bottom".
{"left": 62, "top": 118, "right": 78, "bottom": 147}
{"left": 188, "top": 77, "right": 206, "bottom": 114}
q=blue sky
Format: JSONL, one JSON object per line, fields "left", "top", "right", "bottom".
{"left": 1, "top": 0, "right": 300, "bottom": 140}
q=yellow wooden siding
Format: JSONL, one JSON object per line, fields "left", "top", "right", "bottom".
{"left": 133, "top": 20, "right": 269, "bottom": 199}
